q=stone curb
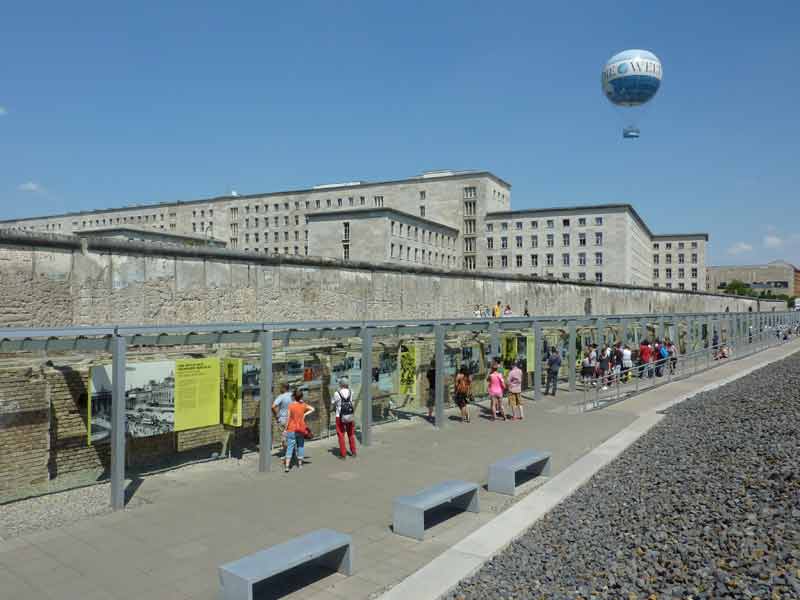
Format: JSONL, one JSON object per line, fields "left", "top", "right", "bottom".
{"left": 377, "top": 340, "right": 800, "bottom": 600}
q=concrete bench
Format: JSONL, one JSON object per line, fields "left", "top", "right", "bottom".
{"left": 488, "top": 449, "right": 551, "bottom": 496}
{"left": 218, "top": 529, "right": 352, "bottom": 600}
{"left": 392, "top": 480, "right": 480, "bottom": 540}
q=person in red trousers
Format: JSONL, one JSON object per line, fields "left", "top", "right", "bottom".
{"left": 332, "top": 377, "right": 357, "bottom": 460}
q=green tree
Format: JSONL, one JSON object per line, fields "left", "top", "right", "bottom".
{"left": 722, "top": 279, "right": 756, "bottom": 297}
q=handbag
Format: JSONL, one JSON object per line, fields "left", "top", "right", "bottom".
{"left": 303, "top": 426, "right": 314, "bottom": 440}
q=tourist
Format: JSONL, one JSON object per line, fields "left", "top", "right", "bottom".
{"left": 598, "top": 344, "right": 611, "bottom": 390}
{"left": 502, "top": 304, "right": 513, "bottom": 317}
{"left": 611, "top": 342, "right": 623, "bottom": 384}
{"left": 473, "top": 304, "right": 482, "bottom": 318}
{"left": 426, "top": 360, "right": 437, "bottom": 420}
{"left": 506, "top": 361, "right": 524, "bottom": 420}
{"left": 454, "top": 366, "right": 471, "bottom": 423}
{"left": 581, "top": 350, "right": 593, "bottom": 387}
{"left": 487, "top": 362, "right": 507, "bottom": 420}
{"left": 622, "top": 345, "right": 633, "bottom": 382}
{"left": 589, "top": 343, "right": 599, "bottom": 386}
{"left": 523, "top": 300, "right": 530, "bottom": 317}
{"left": 666, "top": 338, "right": 678, "bottom": 373}
{"left": 639, "top": 339, "right": 653, "bottom": 378}
{"left": 331, "top": 377, "right": 357, "bottom": 459}
{"left": 493, "top": 301, "right": 502, "bottom": 318}
{"left": 271, "top": 383, "right": 293, "bottom": 456}
{"left": 284, "top": 389, "right": 314, "bottom": 473}
{"left": 545, "top": 347, "right": 561, "bottom": 396}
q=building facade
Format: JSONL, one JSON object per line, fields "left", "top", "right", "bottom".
{"left": 0, "top": 169, "right": 708, "bottom": 289}
{"left": 651, "top": 234, "right": 708, "bottom": 292}
{"left": 706, "top": 261, "right": 799, "bottom": 297}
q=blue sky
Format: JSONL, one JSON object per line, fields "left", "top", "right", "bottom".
{"left": 1, "top": 1, "right": 798, "bottom": 266}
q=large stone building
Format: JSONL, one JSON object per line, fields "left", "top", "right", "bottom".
{"left": 707, "top": 261, "right": 800, "bottom": 297}
{"left": 0, "top": 169, "right": 707, "bottom": 288}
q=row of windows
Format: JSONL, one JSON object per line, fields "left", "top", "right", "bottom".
{"left": 487, "top": 252, "right": 604, "bottom": 269}
{"left": 389, "top": 221, "right": 455, "bottom": 247}
{"left": 238, "top": 215, "right": 304, "bottom": 229}
{"left": 654, "top": 268, "right": 698, "bottom": 279}
{"left": 79, "top": 212, "right": 174, "bottom": 228}
{"left": 241, "top": 245, "right": 308, "bottom": 256}
{"left": 655, "top": 282, "right": 699, "bottom": 291}
{"left": 487, "top": 232, "right": 603, "bottom": 250}
{"left": 486, "top": 216, "right": 604, "bottom": 233}
{"left": 239, "top": 230, "right": 308, "bottom": 243}
{"left": 389, "top": 243, "right": 455, "bottom": 266}
{"left": 653, "top": 253, "right": 698, "bottom": 265}
{"left": 231, "top": 195, "right": 386, "bottom": 219}
{"left": 653, "top": 241, "right": 699, "bottom": 250}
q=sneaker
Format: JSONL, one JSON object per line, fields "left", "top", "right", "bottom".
{"left": 284, "top": 466, "right": 289, "bottom": 473}
{"left": 601, "top": 386, "right": 608, "bottom": 391}
{"left": 298, "top": 461, "right": 303, "bottom": 470}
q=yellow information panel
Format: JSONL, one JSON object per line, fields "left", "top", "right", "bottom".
{"left": 222, "top": 358, "right": 243, "bottom": 427}
{"left": 526, "top": 335, "right": 536, "bottom": 372}
{"left": 399, "top": 343, "right": 416, "bottom": 397}
{"left": 174, "top": 358, "right": 221, "bottom": 431}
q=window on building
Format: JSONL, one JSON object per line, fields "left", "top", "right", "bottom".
{"left": 229, "top": 207, "right": 239, "bottom": 219}
{"left": 391, "top": 221, "right": 395, "bottom": 235}
{"left": 283, "top": 231, "right": 289, "bottom": 241}
{"left": 326, "top": 199, "right": 331, "bottom": 208}
{"left": 486, "top": 223, "right": 493, "bottom": 232}
{"left": 531, "top": 235, "right": 538, "bottom": 248}
{"left": 678, "top": 242, "right": 685, "bottom": 249}
{"left": 546, "top": 234, "right": 554, "bottom": 247}
{"left": 274, "top": 232, "right": 279, "bottom": 242}
{"left": 562, "top": 233, "right": 570, "bottom": 246}
{"left": 245, "top": 218, "right": 250, "bottom": 229}
{"left": 595, "top": 232, "right": 603, "bottom": 246}
{"left": 562, "top": 273, "right": 570, "bottom": 279}
{"left": 305, "top": 201, "right": 310, "bottom": 209}
{"left": 254, "top": 233, "right": 259, "bottom": 242}
{"left": 414, "top": 248, "right": 418, "bottom": 262}
{"left": 595, "top": 216, "right": 603, "bottom": 226}
{"left": 691, "top": 241, "right": 698, "bottom": 249}
{"left": 414, "top": 227, "right": 419, "bottom": 241}
{"left": 546, "top": 219, "right": 554, "bottom": 228}
{"left": 546, "top": 253, "right": 554, "bottom": 266}
{"left": 578, "top": 217, "right": 586, "bottom": 226}
{"left": 562, "top": 253, "right": 570, "bottom": 266}
{"left": 691, "top": 253, "right": 698, "bottom": 264}
{"left": 465, "top": 256, "right": 475, "bottom": 270}
{"left": 515, "top": 235, "right": 523, "bottom": 248}
{"left": 531, "top": 220, "right": 538, "bottom": 229}
{"left": 678, "top": 254, "right": 685, "bottom": 264}
{"left": 464, "top": 201, "right": 476, "bottom": 216}
{"left": 283, "top": 216, "right": 289, "bottom": 226}
{"left": 374, "top": 195, "right": 384, "bottom": 207}
{"left": 337, "top": 198, "right": 342, "bottom": 207}
{"left": 678, "top": 268, "right": 685, "bottom": 278}
{"left": 463, "top": 186, "right": 476, "bottom": 199}
{"left": 343, "top": 244, "right": 350, "bottom": 261}
{"left": 515, "top": 222, "right": 522, "bottom": 230}
{"left": 531, "top": 255, "right": 539, "bottom": 267}
{"left": 666, "top": 268, "right": 672, "bottom": 279}
{"left": 666, "top": 283, "right": 673, "bottom": 289}
{"left": 654, "top": 268, "right": 660, "bottom": 278}
{"left": 691, "top": 282, "right": 698, "bottom": 291}
{"left": 464, "top": 238, "right": 475, "bottom": 252}
{"left": 487, "top": 256, "right": 494, "bottom": 268}
{"left": 595, "top": 252, "right": 603, "bottom": 266}
{"left": 294, "top": 215, "right": 299, "bottom": 225}
{"left": 501, "top": 222, "right": 508, "bottom": 231}
{"left": 562, "top": 219, "right": 570, "bottom": 227}
{"left": 578, "top": 252, "right": 586, "bottom": 266}
{"left": 691, "top": 268, "right": 698, "bottom": 278}
{"left": 654, "top": 254, "right": 660, "bottom": 265}
{"left": 515, "top": 255, "right": 523, "bottom": 268}
{"left": 578, "top": 272, "right": 586, "bottom": 281}
{"left": 501, "top": 255, "right": 508, "bottom": 268}
{"left": 501, "top": 236, "right": 508, "bottom": 249}
{"left": 348, "top": 197, "right": 354, "bottom": 207}
{"left": 284, "top": 202, "right": 289, "bottom": 210}
{"left": 579, "top": 232, "right": 586, "bottom": 246}
{"left": 595, "top": 272, "right": 603, "bottom": 283}
{"left": 666, "top": 242, "right": 672, "bottom": 250}
{"left": 315, "top": 199, "right": 320, "bottom": 208}
{"left": 464, "top": 219, "right": 476, "bottom": 234}
{"left": 666, "top": 254, "right": 672, "bottom": 264}
{"left": 653, "top": 242, "right": 660, "bottom": 250}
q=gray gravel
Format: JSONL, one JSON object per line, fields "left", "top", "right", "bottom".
{"left": 450, "top": 351, "right": 800, "bottom": 600}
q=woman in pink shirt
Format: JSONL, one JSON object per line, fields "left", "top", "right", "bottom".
{"left": 486, "top": 363, "right": 507, "bottom": 421}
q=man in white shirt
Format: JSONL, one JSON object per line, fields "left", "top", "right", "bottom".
{"left": 271, "top": 383, "right": 292, "bottom": 455}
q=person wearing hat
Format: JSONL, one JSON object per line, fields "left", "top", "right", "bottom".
{"left": 331, "top": 377, "right": 357, "bottom": 459}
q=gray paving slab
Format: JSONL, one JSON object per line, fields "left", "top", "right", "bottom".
{"left": 2, "top": 338, "right": 797, "bottom": 600}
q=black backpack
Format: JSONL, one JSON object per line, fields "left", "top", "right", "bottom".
{"left": 339, "top": 389, "right": 354, "bottom": 423}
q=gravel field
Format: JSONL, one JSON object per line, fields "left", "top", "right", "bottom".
{"left": 451, "top": 351, "right": 800, "bottom": 600}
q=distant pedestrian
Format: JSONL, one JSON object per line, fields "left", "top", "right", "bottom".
{"left": 454, "top": 366, "right": 472, "bottom": 423}
{"left": 473, "top": 304, "right": 482, "bottom": 318}
{"left": 545, "top": 347, "right": 561, "bottom": 396}
{"left": 666, "top": 339, "right": 678, "bottom": 373}
{"left": 639, "top": 339, "right": 653, "bottom": 378}
{"left": 493, "top": 301, "right": 502, "bottom": 318}
{"left": 622, "top": 345, "right": 633, "bottom": 382}
{"left": 284, "top": 389, "right": 314, "bottom": 473}
{"left": 523, "top": 300, "right": 530, "bottom": 318}
{"left": 331, "top": 377, "right": 357, "bottom": 459}
{"left": 487, "top": 363, "right": 507, "bottom": 420}
{"left": 581, "top": 351, "right": 593, "bottom": 387}
{"left": 426, "top": 360, "right": 436, "bottom": 420}
{"left": 598, "top": 344, "right": 611, "bottom": 389}
{"left": 506, "top": 361, "right": 524, "bottom": 420}
{"left": 503, "top": 304, "right": 513, "bottom": 317}
{"left": 271, "top": 383, "right": 292, "bottom": 456}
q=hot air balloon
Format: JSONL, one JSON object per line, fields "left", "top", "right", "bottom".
{"left": 602, "top": 49, "right": 662, "bottom": 138}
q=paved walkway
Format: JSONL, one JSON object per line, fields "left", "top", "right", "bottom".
{"left": 1, "top": 339, "right": 798, "bottom": 600}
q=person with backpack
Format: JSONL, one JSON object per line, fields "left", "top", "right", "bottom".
{"left": 284, "top": 389, "right": 314, "bottom": 473}
{"left": 666, "top": 338, "right": 678, "bottom": 374}
{"left": 331, "top": 377, "right": 357, "bottom": 460}
{"left": 656, "top": 339, "right": 669, "bottom": 376}
{"left": 454, "top": 366, "right": 472, "bottom": 423}
{"left": 506, "top": 361, "right": 524, "bottom": 420}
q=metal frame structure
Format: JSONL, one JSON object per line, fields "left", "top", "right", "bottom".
{"left": 1, "top": 310, "right": 797, "bottom": 510}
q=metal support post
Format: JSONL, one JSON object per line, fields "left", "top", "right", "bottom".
{"left": 258, "top": 330, "right": 273, "bottom": 473}
{"left": 596, "top": 318, "right": 605, "bottom": 346}
{"left": 111, "top": 334, "right": 127, "bottom": 511}
{"left": 361, "top": 327, "right": 373, "bottom": 445}
{"left": 658, "top": 316, "right": 666, "bottom": 340}
{"left": 568, "top": 321, "right": 577, "bottom": 392}
{"left": 434, "top": 324, "right": 445, "bottom": 429}
{"left": 489, "top": 321, "right": 500, "bottom": 362}
{"left": 687, "top": 319, "right": 694, "bottom": 353}
{"left": 533, "top": 321, "right": 542, "bottom": 401}
{"left": 620, "top": 320, "right": 628, "bottom": 348}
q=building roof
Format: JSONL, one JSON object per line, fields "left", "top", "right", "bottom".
{"left": 486, "top": 203, "right": 655, "bottom": 237}
{"left": 651, "top": 233, "right": 709, "bottom": 241}
{"left": 77, "top": 227, "right": 226, "bottom": 246}
{"left": 708, "top": 260, "right": 798, "bottom": 271}
{"left": 306, "top": 208, "right": 460, "bottom": 235}
{"left": 0, "top": 170, "right": 510, "bottom": 224}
